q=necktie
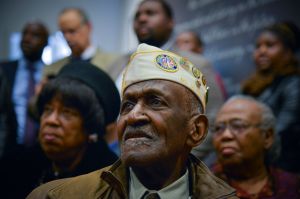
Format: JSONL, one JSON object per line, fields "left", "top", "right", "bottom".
{"left": 144, "top": 192, "right": 161, "bottom": 199}
{"left": 24, "top": 63, "right": 36, "bottom": 146}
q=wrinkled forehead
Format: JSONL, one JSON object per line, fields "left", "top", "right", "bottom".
{"left": 216, "top": 99, "right": 262, "bottom": 122}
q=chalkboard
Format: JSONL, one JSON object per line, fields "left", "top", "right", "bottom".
{"left": 167, "top": 0, "right": 300, "bottom": 95}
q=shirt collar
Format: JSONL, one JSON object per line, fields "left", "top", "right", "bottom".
{"left": 129, "top": 167, "right": 189, "bottom": 199}
{"left": 81, "top": 45, "right": 97, "bottom": 60}
{"left": 20, "top": 56, "right": 44, "bottom": 70}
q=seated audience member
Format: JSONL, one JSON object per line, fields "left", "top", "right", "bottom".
{"left": 211, "top": 95, "right": 300, "bottom": 199}
{"left": 0, "top": 62, "right": 119, "bottom": 199}
{"left": 27, "top": 44, "right": 238, "bottom": 199}
{"left": 242, "top": 21, "right": 300, "bottom": 172}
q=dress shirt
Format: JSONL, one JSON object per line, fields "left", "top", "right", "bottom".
{"left": 12, "top": 57, "right": 44, "bottom": 144}
{"left": 80, "top": 45, "right": 97, "bottom": 60}
{"left": 129, "top": 167, "right": 190, "bottom": 199}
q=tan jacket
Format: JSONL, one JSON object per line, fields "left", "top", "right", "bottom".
{"left": 42, "top": 48, "right": 119, "bottom": 78}
{"left": 27, "top": 155, "right": 238, "bottom": 199}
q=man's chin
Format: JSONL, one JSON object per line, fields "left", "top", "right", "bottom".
{"left": 121, "top": 151, "right": 154, "bottom": 167}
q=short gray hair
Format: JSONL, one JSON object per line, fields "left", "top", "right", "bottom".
{"left": 60, "top": 7, "right": 90, "bottom": 25}
{"left": 226, "top": 95, "right": 276, "bottom": 132}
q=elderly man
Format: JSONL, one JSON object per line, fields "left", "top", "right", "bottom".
{"left": 108, "top": 0, "right": 225, "bottom": 161}
{"left": 27, "top": 44, "right": 237, "bottom": 199}
{"left": 211, "top": 95, "right": 300, "bottom": 198}
{"left": 42, "top": 7, "right": 118, "bottom": 78}
{"left": 0, "top": 21, "right": 49, "bottom": 149}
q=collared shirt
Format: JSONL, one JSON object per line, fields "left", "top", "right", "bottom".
{"left": 80, "top": 45, "right": 97, "bottom": 60}
{"left": 129, "top": 167, "right": 190, "bottom": 199}
{"left": 13, "top": 57, "right": 44, "bottom": 144}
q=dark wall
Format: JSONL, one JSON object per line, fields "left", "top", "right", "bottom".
{"left": 168, "top": 0, "right": 300, "bottom": 95}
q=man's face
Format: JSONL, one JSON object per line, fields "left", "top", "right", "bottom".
{"left": 212, "top": 99, "right": 269, "bottom": 167}
{"left": 59, "top": 10, "right": 91, "bottom": 57}
{"left": 39, "top": 96, "right": 87, "bottom": 162}
{"left": 176, "top": 32, "right": 202, "bottom": 54}
{"left": 20, "top": 23, "right": 48, "bottom": 61}
{"left": 134, "top": 0, "right": 173, "bottom": 47}
{"left": 118, "top": 80, "right": 192, "bottom": 167}
{"left": 254, "top": 31, "right": 290, "bottom": 72}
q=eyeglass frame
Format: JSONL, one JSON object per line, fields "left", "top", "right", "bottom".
{"left": 211, "top": 119, "right": 262, "bottom": 136}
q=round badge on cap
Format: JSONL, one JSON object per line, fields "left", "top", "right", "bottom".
{"left": 192, "top": 66, "right": 201, "bottom": 79}
{"left": 155, "top": 54, "right": 178, "bottom": 72}
{"left": 179, "top": 57, "right": 190, "bottom": 71}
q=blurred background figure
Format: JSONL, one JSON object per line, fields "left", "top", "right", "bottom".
{"left": 0, "top": 21, "right": 49, "bottom": 152}
{"left": 211, "top": 95, "right": 300, "bottom": 199}
{"left": 176, "top": 31, "right": 204, "bottom": 54}
{"left": 0, "top": 62, "right": 120, "bottom": 199}
{"left": 43, "top": 7, "right": 119, "bottom": 79}
{"left": 242, "top": 21, "right": 300, "bottom": 173}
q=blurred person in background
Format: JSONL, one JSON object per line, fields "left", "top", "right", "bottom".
{"left": 212, "top": 95, "right": 300, "bottom": 199}
{"left": 0, "top": 62, "right": 119, "bottom": 199}
{"left": 242, "top": 21, "right": 300, "bottom": 172}
{"left": 0, "top": 21, "right": 49, "bottom": 152}
{"left": 42, "top": 7, "right": 119, "bottom": 78}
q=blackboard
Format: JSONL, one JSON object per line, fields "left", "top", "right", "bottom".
{"left": 167, "top": 0, "right": 300, "bottom": 95}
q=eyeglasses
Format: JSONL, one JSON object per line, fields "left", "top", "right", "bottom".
{"left": 211, "top": 120, "right": 261, "bottom": 136}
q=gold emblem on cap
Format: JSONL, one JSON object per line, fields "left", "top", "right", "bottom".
{"left": 155, "top": 54, "right": 178, "bottom": 72}
{"left": 192, "top": 66, "right": 201, "bottom": 79}
{"left": 202, "top": 75, "right": 206, "bottom": 85}
{"left": 179, "top": 57, "right": 190, "bottom": 71}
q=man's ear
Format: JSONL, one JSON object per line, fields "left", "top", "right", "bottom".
{"left": 263, "top": 128, "right": 274, "bottom": 150}
{"left": 186, "top": 114, "right": 208, "bottom": 148}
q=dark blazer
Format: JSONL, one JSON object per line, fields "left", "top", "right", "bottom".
{"left": 0, "top": 60, "right": 18, "bottom": 158}
{"left": 0, "top": 60, "right": 18, "bottom": 94}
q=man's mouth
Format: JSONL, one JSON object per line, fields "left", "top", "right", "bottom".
{"left": 124, "top": 131, "right": 152, "bottom": 141}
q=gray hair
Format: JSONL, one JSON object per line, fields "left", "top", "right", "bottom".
{"left": 226, "top": 95, "right": 276, "bottom": 132}
{"left": 60, "top": 7, "right": 90, "bottom": 25}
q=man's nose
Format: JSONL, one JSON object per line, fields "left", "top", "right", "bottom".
{"left": 126, "top": 103, "right": 149, "bottom": 125}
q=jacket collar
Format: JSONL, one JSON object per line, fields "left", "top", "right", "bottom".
{"left": 99, "top": 155, "right": 236, "bottom": 199}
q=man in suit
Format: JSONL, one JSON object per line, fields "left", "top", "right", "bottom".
{"left": 42, "top": 7, "right": 119, "bottom": 78}
{"left": 0, "top": 21, "right": 49, "bottom": 150}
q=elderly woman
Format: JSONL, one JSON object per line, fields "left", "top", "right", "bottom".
{"left": 212, "top": 95, "right": 300, "bottom": 199}
{"left": 242, "top": 22, "right": 300, "bottom": 172}
{"left": 0, "top": 61, "right": 120, "bottom": 198}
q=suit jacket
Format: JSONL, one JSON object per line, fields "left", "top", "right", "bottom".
{"left": 27, "top": 155, "right": 237, "bottom": 199}
{"left": 0, "top": 60, "right": 19, "bottom": 157}
{"left": 42, "top": 48, "right": 119, "bottom": 78}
